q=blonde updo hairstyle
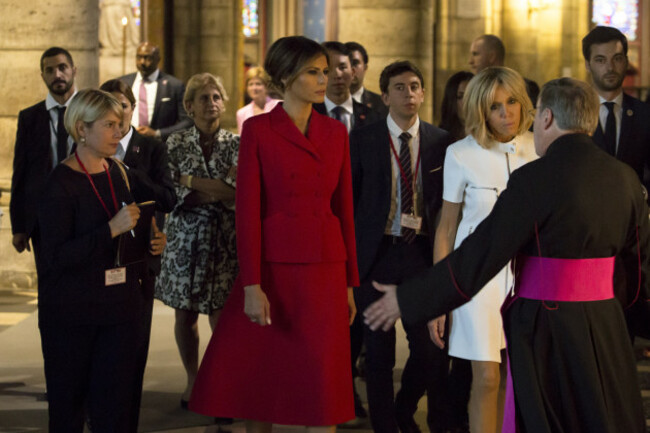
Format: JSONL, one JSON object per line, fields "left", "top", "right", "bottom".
{"left": 183, "top": 72, "right": 229, "bottom": 115}
{"left": 64, "top": 88, "right": 123, "bottom": 143}
{"left": 463, "top": 66, "right": 533, "bottom": 148}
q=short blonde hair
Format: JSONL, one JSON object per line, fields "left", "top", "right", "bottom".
{"left": 64, "top": 89, "right": 123, "bottom": 142}
{"left": 184, "top": 73, "right": 229, "bottom": 114}
{"left": 463, "top": 67, "right": 533, "bottom": 148}
{"left": 245, "top": 66, "right": 270, "bottom": 87}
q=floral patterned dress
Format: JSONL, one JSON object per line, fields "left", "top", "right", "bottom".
{"left": 155, "top": 126, "right": 239, "bottom": 313}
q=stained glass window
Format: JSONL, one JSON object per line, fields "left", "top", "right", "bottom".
{"left": 592, "top": 0, "right": 638, "bottom": 41}
{"left": 130, "top": 0, "right": 141, "bottom": 27}
{"left": 243, "top": 0, "right": 259, "bottom": 37}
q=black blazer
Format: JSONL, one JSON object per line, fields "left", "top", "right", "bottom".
{"left": 119, "top": 71, "right": 192, "bottom": 141}
{"left": 592, "top": 93, "right": 650, "bottom": 186}
{"left": 313, "top": 99, "right": 382, "bottom": 132}
{"left": 360, "top": 88, "right": 388, "bottom": 118}
{"left": 350, "top": 119, "right": 451, "bottom": 281}
{"left": 122, "top": 129, "right": 177, "bottom": 275}
{"left": 10, "top": 100, "right": 52, "bottom": 237}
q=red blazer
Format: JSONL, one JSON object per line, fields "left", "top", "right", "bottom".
{"left": 236, "top": 103, "right": 360, "bottom": 288}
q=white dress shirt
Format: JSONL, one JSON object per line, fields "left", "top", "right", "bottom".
{"left": 131, "top": 69, "right": 160, "bottom": 128}
{"left": 115, "top": 126, "right": 134, "bottom": 161}
{"left": 351, "top": 86, "right": 365, "bottom": 104}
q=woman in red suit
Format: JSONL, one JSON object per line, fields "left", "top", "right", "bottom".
{"left": 190, "top": 36, "right": 359, "bottom": 432}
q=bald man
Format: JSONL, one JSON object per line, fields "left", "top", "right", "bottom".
{"left": 119, "top": 42, "right": 191, "bottom": 141}
{"left": 468, "top": 34, "right": 505, "bottom": 73}
{"left": 469, "top": 34, "right": 540, "bottom": 108}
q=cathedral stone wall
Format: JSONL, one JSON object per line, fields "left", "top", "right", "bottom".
{"left": 0, "top": 0, "right": 99, "bottom": 284}
{"left": 173, "top": 0, "right": 242, "bottom": 129}
{"left": 338, "top": 0, "right": 435, "bottom": 123}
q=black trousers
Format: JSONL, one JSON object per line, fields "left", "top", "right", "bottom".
{"left": 128, "top": 270, "right": 156, "bottom": 433}
{"left": 356, "top": 235, "right": 450, "bottom": 433}
{"left": 39, "top": 319, "right": 139, "bottom": 433}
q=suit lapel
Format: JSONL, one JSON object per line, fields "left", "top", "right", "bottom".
{"left": 37, "top": 102, "right": 55, "bottom": 169}
{"left": 151, "top": 72, "right": 167, "bottom": 126}
{"left": 352, "top": 100, "right": 368, "bottom": 130}
{"left": 618, "top": 94, "right": 635, "bottom": 158}
{"left": 269, "top": 105, "right": 323, "bottom": 159}
{"left": 419, "top": 124, "right": 437, "bottom": 174}
{"left": 376, "top": 122, "right": 393, "bottom": 192}
{"left": 123, "top": 130, "right": 141, "bottom": 167}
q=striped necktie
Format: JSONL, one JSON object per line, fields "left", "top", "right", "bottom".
{"left": 399, "top": 132, "right": 416, "bottom": 243}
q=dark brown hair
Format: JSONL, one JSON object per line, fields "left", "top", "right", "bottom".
{"left": 264, "top": 36, "right": 329, "bottom": 93}
{"left": 99, "top": 79, "right": 136, "bottom": 106}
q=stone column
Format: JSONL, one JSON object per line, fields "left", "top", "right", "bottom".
{"left": 338, "top": 0, "right": 436, "bottom": 123}
{"left": 0, "top": 0, "right": 99, "bottom": 284}
{"left": 172, "top": 0, "right": 243, "bottom": 129}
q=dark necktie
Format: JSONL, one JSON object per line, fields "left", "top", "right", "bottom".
{"left": 331, "top": 105, "right": 344, "bottom": 122}
{"left": 56, "top": 106, "right": 68, "bottom": 163}
{"left": 399, "top": 132, "right": 416, "bottom": 243}
{"left": 603, "top": 102, "right": 616, "bottom": 156}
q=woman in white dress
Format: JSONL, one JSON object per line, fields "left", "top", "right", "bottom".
{"left": 429, "top": 67, "right": 536, "bottom": 433}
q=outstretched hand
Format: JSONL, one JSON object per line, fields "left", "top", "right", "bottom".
{"left": 363, "top": 281, "right": 401, "bottom": 331}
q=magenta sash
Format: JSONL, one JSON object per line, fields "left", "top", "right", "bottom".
{"left": 501, "top": 255, "right": 615, "bottom": 433}
{"left": 517, "top": 256, "right": 615, "bottom": 301}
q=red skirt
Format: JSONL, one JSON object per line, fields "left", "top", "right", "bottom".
{"left": 189, "top": 261, "right": 354, "bottom": 425}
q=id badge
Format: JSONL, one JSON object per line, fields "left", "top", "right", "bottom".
{"left": 105, "top": 267, "right": 127, "bottom": 286}
{"left": 400, "top": 213, "right": 422, "bottom": 230}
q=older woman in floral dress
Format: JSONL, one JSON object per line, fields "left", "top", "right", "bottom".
{"left": 155, "top": 73, "right": 239, "bottom": 407}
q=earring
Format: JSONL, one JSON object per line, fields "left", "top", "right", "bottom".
{"left": 188, "top": 112, "right": 194, "bottom": 118}
{"left": 80, "top": 137, "right": 86, "bottom": 144}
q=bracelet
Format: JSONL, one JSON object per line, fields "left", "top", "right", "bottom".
{"left": 187, "top": 175, "right": 193, "bottom": 188}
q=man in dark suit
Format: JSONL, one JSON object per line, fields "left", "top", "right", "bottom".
{"left": 582, "top": 26, "right": 650, "bottom": 191}
{"left": 10, "top": 46, "right": 77, "bottom": 265}
{"left": 99, "top": 78, "right": 176, "bottom": 432}
{"left": 313, "top": 41, "right": 381, "bottom": 133}
{"left": 350, "top": 60, "right": 451, "bottom": 433}
{"left": 346, "top": 41, "right": 388, "bottom": 118}
{"left": 119, "top": 42, "right": 192, "bottom": 141}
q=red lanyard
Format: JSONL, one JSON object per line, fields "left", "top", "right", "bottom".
{"left": 388, "top": 133, "right": 421, "bottom": 195}
{"left": 75, "top": 152, "right": 119, "bottom": 219}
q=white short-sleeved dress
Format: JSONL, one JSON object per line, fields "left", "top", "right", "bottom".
{"left": 443, "top": 132, "right": 537, "bottom": 362}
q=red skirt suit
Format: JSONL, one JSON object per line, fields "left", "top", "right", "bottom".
{"left": 190, "top": 104, "right": 360, "bottom": 425}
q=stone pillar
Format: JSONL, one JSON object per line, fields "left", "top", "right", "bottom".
{"left": 0, "top": 0, "right": 99, "bottom": 285}
{"left": 435, "top": 0, "right": 489, "bottom": 123}
{"left": 172, "top": 0, "right": 243, "bottom": 130}
{"left": 338, "top": 0, "right": 436, "bottom": 123}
